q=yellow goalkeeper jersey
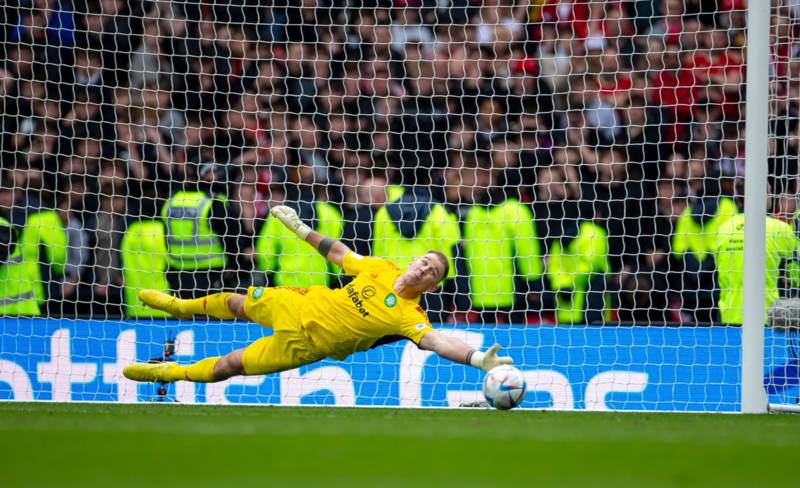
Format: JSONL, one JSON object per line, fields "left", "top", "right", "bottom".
{"left": 299, "top": 252, "right": 433, "bottom": 360}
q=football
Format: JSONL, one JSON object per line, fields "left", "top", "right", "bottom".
{"left": 482, "top": 365, "right": 527, "bottom": 410}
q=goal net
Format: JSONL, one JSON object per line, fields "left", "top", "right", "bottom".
{"left": 0, "top": 0, "right": 797, "bottom": 411}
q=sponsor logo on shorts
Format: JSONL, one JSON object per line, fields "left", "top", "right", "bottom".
{"left": 345, "top": 283, "right": 370, "bottom": 318}
{"left": 384, "top": 293, "right": 397, "bottom": 308}
{"left": 415, "top": 323, "right": 428, "bottom": 331}
{"left": 252, "top": 287, "right": 264, "bottom": 299}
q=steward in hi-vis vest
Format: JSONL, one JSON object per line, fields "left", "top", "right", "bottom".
{"left": 545, "top": 219, "right": 611, "bottom": 325}
{"left": 672, "top": 195, "right": 739, "bottom": 323}
{"left": 713, "top": 212, "right": 800, "bottom": 325}
{"left": 0, "top": 216, "right": 40, "bottom": 316}
{"left": 20, "top": 209, "right": 67, "bottom": 305}
{"left": 19, "top": 186, "right": 87, "bottom": 315}
{"left": 162, "top": 163, "right": 252, "bottom": 298}
{"left": 120, "top": 220, "right": 171, "bottom": 318}
{"left": 460, "top": 166, "right": 542, "bottom": 324}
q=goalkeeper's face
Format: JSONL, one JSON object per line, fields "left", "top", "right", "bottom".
{"left": 402, "top": 253, "right": 447, "bottom": 292}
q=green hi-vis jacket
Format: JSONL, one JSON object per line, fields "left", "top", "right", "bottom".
{"left": 545, "top": 221, "right": 611, "bottom": 324}
{"left": 20, "top": 210, "right": 67, "bottom": 304}
{"left": 372, "top": 203, "right": 460, "bottom": 279}
{"left": 161, "top": 191, "right": 226, "bottom": 271}
{"left": 0, "top": 217, "right": 40, "bottom": 316}
{"left": 464, "top": 200, "right": 542, "bottom": 308}
{"left": 256, "top": 202, "right": 343, "bottom": 288}
{"left": 120, "top": 220, "right": 171, "bottom": 318}
{"left": 386, "top": 185, "right": 405, "bottom": 202}
{"left": 713, "top": 214, "right": 800, "bottom": 325}
{"left": 673, "top": 196, "right": 739, "bottom": 262}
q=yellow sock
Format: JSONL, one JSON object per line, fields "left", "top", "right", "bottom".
{"left": 180, "top": 293, "right": 236, "bottom": 319}
{"left": 169, "top": 357, "right": 221, "bottom": 383}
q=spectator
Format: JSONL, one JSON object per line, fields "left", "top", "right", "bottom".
{"left": 283, "top": 42, "right": 320, "bottom": 116}
{"left": 222, "top": 90, "right": 270, "bottom": 234}
{"left": 618, "top": 91, "right": 668, "bottom": 183}
{"left": 335, "top": 144, "right": 389, "bottom": 254}
{"left": 11, "top": 0, "right": 75, "bottom": 48}
{"left": 61, "top": 84, "right": 114, "bottom": 141}
{"left": 582, "top": 72, "right": 622, "bottom": 146}
{"left": 75, "top": 0, "right": 149, "bottom": 87}
{"left": 628, "top": 179, "right": 690, "bottom": 325}
{"left": 89, "top": 158, "right": 127, "bottom": 315}
{"left": 388, "top": 43, "right": 449, "bottom": 184}
{"left": 340, "top": 172, "right": 387, "bottom": 258}
{"left": 128, "top": 15, "right": 172, "bottom": 89}
{"left": 389, "top": 3, "right": 434, "bottom": 55}
{"left": 358, "top": 59, "right": 404, "bottom": 128}
{"left": 580, "top": 146, "right": 645, "bottom": 271}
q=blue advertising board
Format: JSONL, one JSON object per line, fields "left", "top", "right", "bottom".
{"left": 0, "top": 319, "right": 797, "bottom": 411}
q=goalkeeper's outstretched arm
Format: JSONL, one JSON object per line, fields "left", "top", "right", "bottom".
{"left": 270, "top": 205, "right": 350, "bottom": 266}
{"left": 419, "top": 331, "right": 513, "bottom": 372}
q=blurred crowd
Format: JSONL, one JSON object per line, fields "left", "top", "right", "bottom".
{"left": 1, "top": 0, "right": 799, "bottom": 323}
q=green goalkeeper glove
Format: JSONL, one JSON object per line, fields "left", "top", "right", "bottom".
{"left": 469, "top": 344, "right": 513, "bottom": 372}
{"left": 271, "top": 205, "right": 311, "bottom": 240}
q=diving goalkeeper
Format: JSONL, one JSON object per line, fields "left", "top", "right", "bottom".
{"left": 124, "top": 206, "right": 512, "bottom": 384}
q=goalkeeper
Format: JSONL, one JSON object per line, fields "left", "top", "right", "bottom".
{"left": 124, "top": 206, "right": 511, "bottom": 383}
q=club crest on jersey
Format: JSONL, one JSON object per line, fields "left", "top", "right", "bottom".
{"left": 384, "top": 293, "right": 397, "bottom": 307}
{"left": 252, "top": 287, "right": 264, "bottom": 299}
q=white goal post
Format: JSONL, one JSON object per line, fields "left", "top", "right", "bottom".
{"left": 742, "top": 0, "right": 769, "bottom": 414}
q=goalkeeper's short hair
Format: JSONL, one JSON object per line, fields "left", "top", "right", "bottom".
{"left": 426, "top": 250, "right": 449, "bottom": 282}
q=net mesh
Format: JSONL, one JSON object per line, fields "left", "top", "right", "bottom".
{"left": 0, "top": 0, "right": 798, "bottom": 410}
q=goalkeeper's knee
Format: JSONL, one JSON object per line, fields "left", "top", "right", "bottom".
{"left": 225, "top": 294, "right": 248, "bottom": 320}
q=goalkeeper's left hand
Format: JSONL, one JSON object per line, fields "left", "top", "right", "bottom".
{"left": 469, "top": 344, "right": 513, "bottom": 372}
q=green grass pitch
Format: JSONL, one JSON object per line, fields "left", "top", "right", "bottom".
{"left": 1, "top": 402, "right": 798, "bottom": 488}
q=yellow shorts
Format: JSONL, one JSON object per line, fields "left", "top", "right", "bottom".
{"left": 241, "top": 286, "right": 324, "bottom": 375}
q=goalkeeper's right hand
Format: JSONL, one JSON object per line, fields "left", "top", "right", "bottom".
{"left": 271, "top": 205, "right": 311, "bottom": 240}
{"left": 469, "top": 344, "right": 513, "bottom": 372}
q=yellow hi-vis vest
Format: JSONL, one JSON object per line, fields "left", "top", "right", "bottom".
{"left": 464, "top": 200, "right": 542, "bottom": 308}
{"left": 673, "top": 197, "right": 739, "bottom": 262}
{"left": 546, "top": 221, "right": 610, "bottom": 324}
{"left": 713, "top": 214, "right": 800, "bottom": 324}
{"left": 0, "top": 217, "right": 40, "bottom": 316}
{"left": 20, "top": 210, "right": 68, "bottom": 303}
{"left": 121, "top": 220, "right": 172, "bottom": 318}
{"left": 161, "top": 191, "right": 226, "bottom": 271}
